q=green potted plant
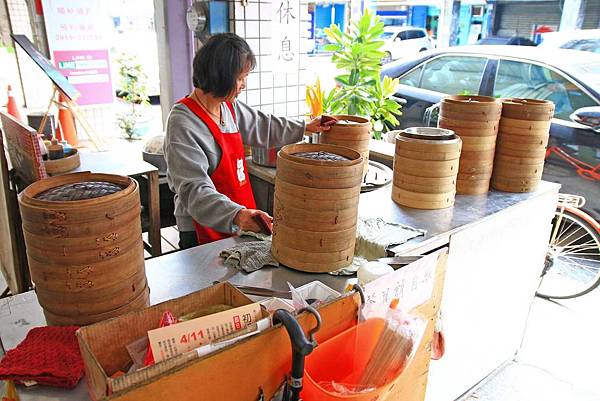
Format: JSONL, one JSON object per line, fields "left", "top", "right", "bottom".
{"left": 322, "top": 10, "right": 403, "bottom": 139}
{"left": 116, "top": 54, "right": 150, "bottom": 140}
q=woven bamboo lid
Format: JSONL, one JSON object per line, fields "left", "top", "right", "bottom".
{"left": 34, "top": 181, "right": 125, "bottom": 201}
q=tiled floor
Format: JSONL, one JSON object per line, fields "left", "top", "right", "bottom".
{"left": 460, "top": 290, "right": 600, "bottom": 401}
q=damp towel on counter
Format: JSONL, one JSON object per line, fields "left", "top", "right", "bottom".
{"left": 220, "top": 240, "right": 279, "bottom": 273}
{"left": 0, "top": 326, "right": 84, "bottom": 388}
{"left": 355, "top": 217, "right": 426, "bottom": 261}
{"left": 330, "top": 217, "right": 426, "bottom": 276}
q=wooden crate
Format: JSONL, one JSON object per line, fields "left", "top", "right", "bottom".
{"left": 79, "top": 252, "right": 447, "bottom": 401}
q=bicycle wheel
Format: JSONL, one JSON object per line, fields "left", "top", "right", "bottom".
{"left": 537, "top": 207, "right": 600, "bottom": 299}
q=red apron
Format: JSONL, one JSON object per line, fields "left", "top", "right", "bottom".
{"left": 177, "top": 97, "right": 257, "bottom": 244}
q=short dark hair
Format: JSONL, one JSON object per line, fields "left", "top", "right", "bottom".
{"left": 192, "top": 33, "right": 256, "bottom": 97}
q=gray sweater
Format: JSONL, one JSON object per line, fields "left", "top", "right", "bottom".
{"left": 164, "top": 99, "right": 305, "bottom": 233}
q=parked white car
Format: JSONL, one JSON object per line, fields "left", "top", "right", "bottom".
{"left": 539, "top": 29, "right": 600, "bottom": 54}
{"left": 381, "top": 26, "right": 432, "bottom": 64}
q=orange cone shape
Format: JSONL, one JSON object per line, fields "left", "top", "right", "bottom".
{"left": 56, "top": 93, "right": 78, "bottom": 146}
{"left": 6, "top": 85, "right": 23, "bottom": 122}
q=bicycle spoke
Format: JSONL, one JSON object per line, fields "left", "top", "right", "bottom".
{"left": 559, "top": 256, "right": 599, "bottom": 274}
{"left": 561, "top": 255, "right": 599, "bottom": 263}
{"left": 560, "top": 241, "right": 598, "bottom": 252}
{"left": 555, "top": 218, "right": 576, "bottom": 243}
{"left": 556, "top": 228, "right": 590, "bottom": 248}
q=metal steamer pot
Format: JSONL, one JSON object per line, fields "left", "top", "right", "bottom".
{"left": 251, "top": 146, "right": 282, "bottom": 167}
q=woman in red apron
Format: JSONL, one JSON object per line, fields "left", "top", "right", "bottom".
{"left": 166, "top": 33, "right": 332, "bottom": 248}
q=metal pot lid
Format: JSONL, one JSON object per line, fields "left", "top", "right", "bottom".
{"left": 400, "top": 127, "right": 455, "bottom": 141}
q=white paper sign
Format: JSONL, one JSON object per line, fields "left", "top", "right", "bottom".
{"left": 363, "top": 250, "right": 444, "bottom": 315}
{"left": 272, "top": 0, "right": 300, "bottom": 73}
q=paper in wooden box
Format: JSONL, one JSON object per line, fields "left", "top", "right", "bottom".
{"left": 76, "top": 282, "right": 266, "bottom": 401}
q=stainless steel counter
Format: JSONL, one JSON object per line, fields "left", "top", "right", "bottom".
{"left": 0, "top": 179, "right": 560, "bottom": 401}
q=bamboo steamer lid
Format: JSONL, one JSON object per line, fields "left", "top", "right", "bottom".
{"left": 460, "top": 142, "right": 496, "bottom": 152}
{"left": 439, "top": 116, "right": 499, "bottom": 130}
{"left": 491, "top": 175, "right": 541, "bottom": 193}
{"left": 392, "top": 185, "right": 455, "bottom": 209}
{"left": 395, "top": 155, "right": 460, "bottom": 178}
{"left": 493, "top": 161, "right": 544, "bottom": 177}
{"left": 460, "top": 135, "right": 497, "bottom": 146}
{"left": 272, "top": 143, "right": 362, "bottom": 273}
{"left": 500, "top": 117, "right": 551, "bottom": 131}
{"left": 494, "top": 154, "right": 544, "bottom": 165}
{"left": 456, "top": 179, "right": 490, "bottom": 195}
{"left": 438, "top": 125, "right": 498, "bottom": 137}
{"left": 440, "top": 108, "right": 502, "bottom": 122}
{"left": 457, "top": 172, "right": 493, "bottom": 181}
{"left": 395, "top": 147, "right": 461, "bottom": 161}
{"left": 497, "top": 131, "right": 550, "bottom": 145}
{"left": 501, "top": 98, "right": 555, "bottom": 121}
{"left": 443, "top": 95, "right": 502, "bottom": 110}
{"left": 393, "top": 128, "right": 462, "bottom": 153}
{"left": 320, "top": 115, "right": 372, "bottom": 177}
{"left": 459, "top": 159, "right": 494, "bottom": 174}
{"left": 393, "top": 173, "right": 456, "bottom": 193}
{"left": 460, "top": 149, "right": 496, "bottom": 161}
{"left": 495, "top": 146, "right": 546, "bottom": 158}
{"left": 496, "top": 138, "right": 547, "bottom": 151}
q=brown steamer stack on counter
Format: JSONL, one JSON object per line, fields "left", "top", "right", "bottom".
{"left": 392, "top": 127, "right": 462, "bottom": 209}
{"left": 319, "top": 115, "right": 372, "bottom": 177}
{"left": 18, "top": 172, "right": 149, "bottom": 325}
{"left": 492, "top": 98, "right": 555, "bottom": 192}
{"left": 438, "top": 95, "right": 502, "bottom": 194}
{"left": 271, "top": 143, "right": 363, "bottom": 273}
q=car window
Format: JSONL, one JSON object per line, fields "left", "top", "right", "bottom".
{"left": 409, "top": 30, "right": 426, "bottom": 39}
{"left": 398, "top": 31, "right": 408, "bottom": 41}
{"left": 399, "top": 65, "right": 424, "bottom": 87}
{"left": 561, "top": 39, "right": 600, "bottom": 54}
{"left": 494, "top": 59, "right": 599, "bottom": 120}
{"left": 418, "top": 56, "right": 487, "bottom": 95}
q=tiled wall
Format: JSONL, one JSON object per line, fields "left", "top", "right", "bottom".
{"left": 229, "top": 0, "right": 310, "bottom": 119}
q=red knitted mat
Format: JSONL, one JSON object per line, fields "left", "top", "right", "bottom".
{"left": 0, "top": 326, "right": 84, "bottom": 388}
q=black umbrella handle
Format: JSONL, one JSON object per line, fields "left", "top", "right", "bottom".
{"left": 273, "top": 308, "right": 321, "bottom": 401}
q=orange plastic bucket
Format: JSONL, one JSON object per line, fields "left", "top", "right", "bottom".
{"left": 301, "top": 318, "right": 398, "bottom": 401}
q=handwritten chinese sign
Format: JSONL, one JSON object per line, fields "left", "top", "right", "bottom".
{"left": 41, "top": 0, "right": 114, "bottom": 105}
{"left": 364, "top": 250, "right": 444, "bottom": 316}
{"left": 272, "top": 0, "right": 300, "bottom": 73}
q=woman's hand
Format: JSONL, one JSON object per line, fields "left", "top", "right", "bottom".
{"left": 234, "top": 209, "right": 273, "bottom": 234}
{"left": 305, "top": 116, "right": 337, "bottom": 133}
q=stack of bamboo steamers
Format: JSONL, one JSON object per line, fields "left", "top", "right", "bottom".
{"left": 492, "top": 99, "right": 555, "bottom": 192}
{"left": 271, "top": 143, "right": 363, "bottom": 273}
{"left": 392, "top": 128, "right": 462, "bottom": 209}
{"left": 439, "top": 95, "right": 502, "bottom": 194}
{"left": 19, "top": 172, "right": 149, "bottom": 325}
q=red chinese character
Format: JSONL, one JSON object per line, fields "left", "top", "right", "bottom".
{"left": 57, "top": 7, "right": 65, "bottom": 14}
{"left": 77, "top": 8, "right": 84, "bottom": 15}
{"left": 60, "top": 24, "right": 67, "bottom": 31}
{"left": 67, "top": 8, "right": 74, "bottom": 14}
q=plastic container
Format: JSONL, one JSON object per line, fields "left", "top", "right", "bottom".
{"left": 302, "top": 318, "right": 398, "bottom": 401}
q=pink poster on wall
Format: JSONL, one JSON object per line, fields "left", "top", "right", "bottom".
{"left": 42, "top": 1, "right": 114, "bottom": 105}
{"left": 53, "top": 49, "right": 113, "bottom": 105}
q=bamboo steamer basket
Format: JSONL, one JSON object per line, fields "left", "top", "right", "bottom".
{"left": 319, "top": 115, "right": 372, "bottom": 177}
{"left": 271, "top": 143, "right": 363, "bottom": 273}
{"left": 18, "top": 172, "right": 148, "bottom": 325}
{"left": 501, "top": 98, "right": 555, "bottom": 121}
{"left": 491, "top": 98, "right": 553, "bottom": 193}
{"left": 456, "top": 179, "right": 490, "bottom": 195}
{"left": 438, "top": 96, "right": 502, "bottom": 195}
{"left": 392, "top": 186, "right": 455, "bottom": 209}
{"left": 392, "top": 128, "right": 461, "bottom": 209}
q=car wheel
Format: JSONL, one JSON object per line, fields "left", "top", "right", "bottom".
{"left": 382, "top": 52, "right": 392, "bottom": 64}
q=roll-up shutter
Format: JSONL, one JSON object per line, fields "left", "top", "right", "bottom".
{"left": 494, "top": 1, "right": 562, "bottom": 38}
{"left": 583, "top": 0, "right": 600, "bottom": 29}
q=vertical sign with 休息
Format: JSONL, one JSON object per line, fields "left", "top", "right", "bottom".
{"left": 272, "top": 0, "right": 300, "bottom": 74}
